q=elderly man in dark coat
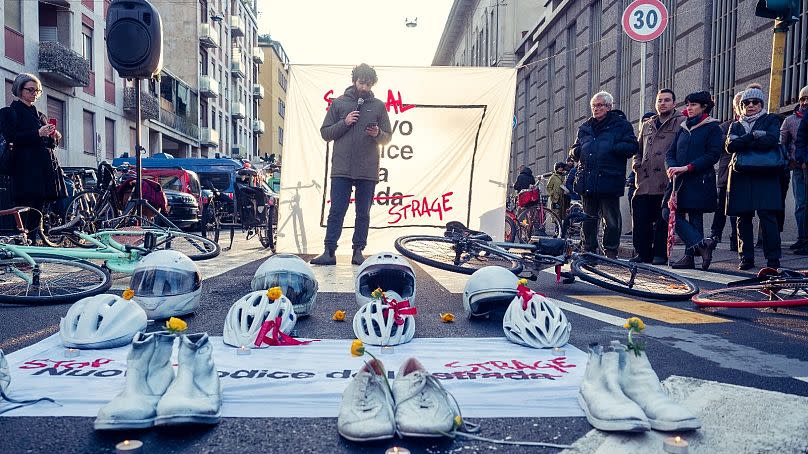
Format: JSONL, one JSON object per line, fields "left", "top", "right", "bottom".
{"left": 726, "top": 86, "right": 784, "bottom": 270}
{"left": 569, "top": 91, "right": 639, "bottom": 258}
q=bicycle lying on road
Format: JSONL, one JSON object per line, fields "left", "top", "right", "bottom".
{"left": 692, "top": 268, "right": 808, "bottom": 308}
{"left": 395, "top": 221, "right": 698, "bottom": 300}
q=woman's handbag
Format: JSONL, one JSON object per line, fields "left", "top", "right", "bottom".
{"left": 730, "top": 144, "right": 788, "bottom": 173}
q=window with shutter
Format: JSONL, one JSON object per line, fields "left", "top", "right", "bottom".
{"left": 46, "top": 96, "right": 66, "bottom": 149}
{"left": 105, "top": 118, "right": 115, "bottom": 159}
{"left": 83, "top": 110, "right": 95, "bottom": 155}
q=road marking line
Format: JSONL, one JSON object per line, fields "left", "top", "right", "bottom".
{"left": 545, "top": 297, "right": 626, "bottom": 326}
{"left": 569, "top": 294, "right": 731, "bottom": 324}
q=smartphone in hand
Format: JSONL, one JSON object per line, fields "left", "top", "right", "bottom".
{"left": 47, "top": 118, "right": 57, "bottom": 136}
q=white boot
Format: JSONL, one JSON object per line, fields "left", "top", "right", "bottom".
{"left": 577, "top": 344, "right": 650, "bottom": 432}
{"left": 95, "top": 331, "right": 175, "bottom": 430}
{"left": 616, "top": 343, "right": 701, "bottom": 431}
{"left": 155, "top": 333, "right": 221, "bottom": 425}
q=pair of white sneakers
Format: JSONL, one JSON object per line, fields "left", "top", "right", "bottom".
{"left": 338, "top": 357, "right": 459, "bottom": 441}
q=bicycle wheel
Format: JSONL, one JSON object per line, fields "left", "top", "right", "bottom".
{"left": 200, "top": 201, "right": 221, "bottom": 244}
{"left": 395, "top": 235, "right": 522, "bottom": 275}
{"left": 692, "top": 281, "right": 808, "bottom": 308}
{"left": 94, "top": 228, "right": 221, "bottom": 261}
{"left": 517, "top": 205, "right": 562, "bottom": 242}
{"left": 571, "top": 254, "right": 698, "bottom": 300}
{"left": 258, "top": 206, "right": 276, "bottom": 252}
{"left": 0, "top": 254, "right": 111, "bottom": 304}
{"left": 504, "top": 216, "right": 518, "bottom": 243}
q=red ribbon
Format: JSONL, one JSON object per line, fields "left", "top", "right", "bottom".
{"left": 254, "top": 317, "right": 317, "bottom": 347}
{"left": 382, "top": 297, "right": 417, "bottom": 325}
{"left": 517, "top": 284, "right": 546, "bottom": 310}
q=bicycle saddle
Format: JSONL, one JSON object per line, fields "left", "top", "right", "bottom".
{"left": 444, "top": 221, "right": 492, "bottom": 241}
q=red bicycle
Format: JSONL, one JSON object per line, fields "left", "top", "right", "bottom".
{"left": 513, "top": 186, "right": 562, "bottom": 243}
{"left": 692, "top": 268, "right": 808, "bottom": 308}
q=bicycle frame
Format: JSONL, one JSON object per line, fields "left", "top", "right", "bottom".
{"left": 0, "top": 229, "right": 145, "bottom": 274}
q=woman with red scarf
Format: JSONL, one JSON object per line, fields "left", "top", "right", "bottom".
{"left": 663, "top": 91, "right": 723, "bottom": 270}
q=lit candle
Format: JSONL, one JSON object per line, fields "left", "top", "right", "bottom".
{"left": 64, "top": 348, "right": 80, "bottom": 358}
{"left": 236, "top": 345, "right": 251, "bottom": 355}
{"left": 115, "top": 439, "right": 143, "bottom": 454}
{"left": 663, "top": 435, "right": 689, "bottom": 454}
{"left": 551, "top": 347, "right": 566, "bottom": 356}
{"left": 385, "top": 447, "right": 410, "bottom": 454}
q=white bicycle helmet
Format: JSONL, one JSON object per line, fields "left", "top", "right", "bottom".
{"left": 223, "top": 290, "right": 298, "bottom": 348}
{"left": 352, "top": 290, "right": 416, "bottom": 346}
{"left": 355, "top": 252, "right": 416, "bottom": 307}
{"left": 59, "top": 294, "right": 148, "bottom": 349}
{"left": 502, "top": 291, "right": 571, "bottom": 348}
{"left": 130, "top": 250, "right": 202, "bottom": 319}
{"left": 0, "top": 349, "right": 9, "bottom": 395}
{"left": 251, "top": 253, "right": 318, "bottom": 317}
{"left": 463, "top": 266, "right": 519, "bottom": 319}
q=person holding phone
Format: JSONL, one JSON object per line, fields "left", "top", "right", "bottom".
{"left": 0, "top": 73, "right": 66, "bottom": 242}
{"left": 312, "top": 63, "right": 392, "bottom": 266}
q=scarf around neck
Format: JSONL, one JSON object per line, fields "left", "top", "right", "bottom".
{"left": 740, "top": 111, "right": 765, "bottom": 133}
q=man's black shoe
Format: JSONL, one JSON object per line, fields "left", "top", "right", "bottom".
{"left": 310, "top": 248, "right": 336, "bottom": 265}
{"left": 351, "top": 248, "right": 365, "bottom": 266}
{"left": 794, "top": 247, "right": 808, "bottom": 255}
{"left": 738, "top": 258, "right": 755, "bottom": 271}
{"left": 670, "top": 255, "right": 695, "bottom": 269}
{"left": 652, "top": 256, "right": 667, "bottom": 265}
{"left": 790, "top": 240, "right": 808, "bottom": 250}
{"left": 766, "top": 259, "right": 781, "bottom": 269}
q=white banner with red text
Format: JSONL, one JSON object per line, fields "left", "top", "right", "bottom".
{"left": 278, "top": 65, "right": 517, "bottom": 253}
{"left": 1, "top": 335, "right": 585, "bottom": 418}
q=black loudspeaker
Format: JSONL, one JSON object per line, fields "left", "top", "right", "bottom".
{"left": 106, "top": 0, "right": 163, "bottom": 79}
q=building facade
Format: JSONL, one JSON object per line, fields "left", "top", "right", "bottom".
{"left": 2, "top": 0, "right": 134, "bottom": 167}
{"left": 434, "top": 0, "right": 808, "bottom": 179}
{"left": 256, "top": 35, "right": 288, "bottom": 164}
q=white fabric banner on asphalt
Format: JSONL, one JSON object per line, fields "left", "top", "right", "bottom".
{"left": 1, "top": 334, "right": 585, "bottom": 418}
{"left": 278, "top": 65, "right": 517, "bottom": 253}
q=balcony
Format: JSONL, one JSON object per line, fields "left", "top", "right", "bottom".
{"left": 158, "top": 107, "right": 199, "bottom": 139}
{"left": 252, "top": 47, "right": 264, "bottom": 64}
{"left": 251, "top": 83, "right": 264, "bottom": 99}
{"left": 252, "top": 119, "right": 265, "bottom": 135}
{"left": 230, "top": 16, "right": 244, "bottom": 37}
{"left": 230, "top": 60, "right": 245, "bottom": 79}
{"left": 199, "top": 23, "right": 218, "bottom": 49}
{"left": 123, "top": 87, "right": 160, "bottom": 121}
{"left": 200, "top": 127, "right": 219, "bottom": 147}
{"left": 231, "top": 144, "right": 247, "bottom": 157}
{"left": 38, "top": 41, "right": 91, "bottom": 87}
{"left": 231, "top": 101, "right": 246, "bottom": 119}
{"left": 200, "top": 75, "right": 219, "bottom": 99}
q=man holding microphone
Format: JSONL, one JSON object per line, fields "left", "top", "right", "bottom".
{"left": 311, "top": 63, "right": 392, "bottom": 266}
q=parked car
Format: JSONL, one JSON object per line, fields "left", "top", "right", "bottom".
{"left": 112, "top": 156, "right": 243, "bottom": 199}
{"left": 139, "top": 168, "right": 202, "bottom": 229}
{"left": 163, "top": 189, "right": 199, "bottom": 229}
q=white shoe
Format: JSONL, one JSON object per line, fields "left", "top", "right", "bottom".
{"left": 393, "top": 358, "right": 457, "bottom": 437}
{"left": 616, "top": 343, "right": 701, "bottom": 431}
{"left": 337, "top": 358, "right": 396, "bottom": 441}
{"left": 95, "top": 331, "right": 175, "bottom": 430}
{"left": 578, "top": 344, "right": 650, "bottom": 432}
{"left": 155, "top": 333, "right": 222, "bottom": 426}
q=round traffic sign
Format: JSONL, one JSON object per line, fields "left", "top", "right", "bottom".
{"left": 622, "top": 0, "right": 668, "bottom": 42}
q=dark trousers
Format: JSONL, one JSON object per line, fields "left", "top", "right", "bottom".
{"left": 581, "top": 195, "right": 621, "bottom": 253}
{"left": 324, "top": 177, "right": 376, "bottom": 250}
{"left": 709, "top": 186, "right": 737, "bottom": 242}
{"left": 632, "top": 194, "right": 667, "bottom": 260}
{"left": 676, "top": 211, "right": 704, "bottom": 256}
{"left": 738, "top": 210, "right": 781, "bottom": 261}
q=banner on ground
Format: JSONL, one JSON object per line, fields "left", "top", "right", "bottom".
{"left": 278, "top": 65, "right": 517, "bottom": 253}
{"left": 1, "top": 335, "right": 584, "bottom": 418}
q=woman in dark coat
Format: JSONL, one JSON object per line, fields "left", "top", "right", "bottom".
{"left": 0, "top": 73, "right": 66, "bottom": 239}
{"left": 664, "top": 91, "right": 723, "bottom": 270}
{"left": 726, "top": 86, "right": 783, "bottom": 270}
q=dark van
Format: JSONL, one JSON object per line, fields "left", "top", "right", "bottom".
{"left": 111, "top": 156, "right": 243, "bottom": 197}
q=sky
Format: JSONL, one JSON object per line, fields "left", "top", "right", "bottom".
{"left": 257, "top": 0, "right": 455, "bottom": 66}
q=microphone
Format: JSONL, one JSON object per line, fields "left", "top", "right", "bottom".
{"left": 357, "top": 97, "right": 364, "bottom": 112}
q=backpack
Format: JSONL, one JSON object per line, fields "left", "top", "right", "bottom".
{"left": 0, "top": 107, "right": 16, "bottom": 175}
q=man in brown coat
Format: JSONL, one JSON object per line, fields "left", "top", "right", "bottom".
{"left": 630, "top": 89, "right": 684, "bottom": 264}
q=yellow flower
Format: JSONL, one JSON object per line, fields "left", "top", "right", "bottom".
{"left": 440, "top": 312, "right": 455, "bottom": 323}
{"left": 121, "top": 288, "right": 135, "bottom": 301}
{"left": 624, "top": 317, "right": 645, "bottom": 332}
{"left": 350, "top": 339, "right": 365, "bottom": 357}
{"left": 165, "top": 317, "right": 188, "bottom": 333}
{"left": 517, "top": 278, "right": 528, "bottom": 286}
{"left": 266, "top": 286, "right": 283, "bottom": 301}
{"left": 371, "top": 287, "right": 384, "bottom": 299}
{"left": 332, "top": 310, "right": 346, "bottom": 321}
{"left": 453, "top": 415, "right": 463, "bottom": 429}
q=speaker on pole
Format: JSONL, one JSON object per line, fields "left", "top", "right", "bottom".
{"left": 106, "top": 0, "right": 163, "bottom": 79}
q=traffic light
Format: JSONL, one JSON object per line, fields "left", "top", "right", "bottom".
{"left": 755, "top": 0, "right": 802, "bottom": 23}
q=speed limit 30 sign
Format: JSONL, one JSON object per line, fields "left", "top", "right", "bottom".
{"left": 622, "top": 0, "right": 669, "bottom": 42}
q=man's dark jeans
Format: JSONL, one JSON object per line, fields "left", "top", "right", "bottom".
{"left": 632, "top": 194, "right": 667, "bottom": 260}
{"left": 324, "top": 177, "right": 376, "bottom": 250}
{"left": 581, "top": 195, "right": 621, "bottom": 254}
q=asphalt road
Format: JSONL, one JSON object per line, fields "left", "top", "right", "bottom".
{"left": 1, "top": 236, "right": 807, "bottom": 453}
